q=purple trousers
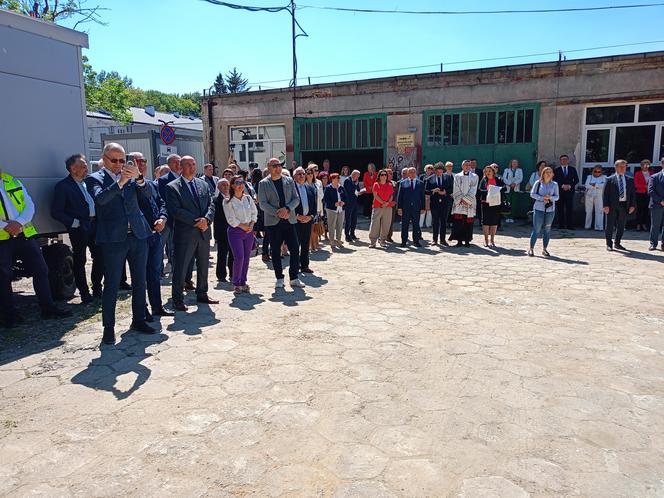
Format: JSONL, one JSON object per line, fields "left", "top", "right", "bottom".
{"left": 227, "top": 226, "right": 254, "bottom": 286}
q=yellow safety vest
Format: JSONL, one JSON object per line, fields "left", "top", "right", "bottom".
{"left": 0, "top": 172, "right": 38, "bottom": 240}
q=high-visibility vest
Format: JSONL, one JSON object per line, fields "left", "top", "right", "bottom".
{"left": 0, "top": 172, "right": 38, "bottom": 240}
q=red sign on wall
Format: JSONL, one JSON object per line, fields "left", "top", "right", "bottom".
{"left": 160, "top": 124, "right": 176, "bottom": 145}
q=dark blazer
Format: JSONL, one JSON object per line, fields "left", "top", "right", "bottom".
{"left": 87, "top": 169, "right": 152, "bottom": 244}
{"left": 649, "top": 171, "right": 664, "bottom": 208}
{"left": 137, "top": 180, "right": 168, "bottom": 228}
{"left": 51, "top": 175, "right": 94, "bottom": 231}
{"left": 213, "top": 195, "right": 230, "bottom": 241}
{"left": 478, "top": 177, "right": 505, "bottom": 203}
{"left": 397, "top": 178, "right": 426, "bottom": 211}
{"left": 553, "top": 166, "right": 579, "bottom": 195}
{"left": 323, "top": 184, "right": 346, "bottom": 211}
{"left": 425, "top": 173, "right": 454, "bottom": 208}
{"left": 603, "top": 173, "right": 636, "bottom": 210}
{"left": 202, "top": 174, "right": 219, "bottom": 196}
{"left": 164, "top": 176, "right": 215, "bottom": 242}
{"left": 158, "top": 171, "right": 177, "bottom": 227}
{"left": 342, "top": 177, "right": 360, "bottom": 207}
{"left": 294, "top": 182, "right": 317, "bottom": 217}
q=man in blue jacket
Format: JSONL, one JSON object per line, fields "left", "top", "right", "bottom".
{"left": 52, "top": 153, "right": 102, "bottom": 302}
{"left": 648, "top": 159, "right": 664, "bottom": 251}
{"left": 397, "top": 167, "right": 426, "bottom": 247}
{"left": 131, "top": 152, "right": 175, "bottom": 319}
{"left": 343, "top": 170, "right": 361, "bottom": 242}
{"left": 88, "top": 143, "right": 155, "bottom": 345}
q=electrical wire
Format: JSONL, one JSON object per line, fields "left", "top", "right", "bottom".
{"left": 246, "top": 40, "right": 664, "bottom": 86}
{"left": 199, "top": 0, "right": 289, "bottom": 13}
{"left": 297, "top": 2, "right": 664, "bottom": 15}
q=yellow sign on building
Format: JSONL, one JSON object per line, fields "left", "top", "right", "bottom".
{"left": 395, "top": 133, "right": 416, "bottom": 152}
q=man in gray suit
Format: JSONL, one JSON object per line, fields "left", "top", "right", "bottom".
{"left": 257, "top": 158, "right": 305, "bottom": 289}
{"left": 165, "top": 156, "right": 218, "bottom": 311}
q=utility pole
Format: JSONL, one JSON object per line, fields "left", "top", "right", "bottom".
{"left": 291, "top": 0, "right": 297, "bottom": 118}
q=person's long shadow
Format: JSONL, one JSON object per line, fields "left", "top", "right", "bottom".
{"left": 269, "top": 288, "right": 312, "bottom": 307}
{"left": 300, "top": 274, "right": 328, "bottom": 288}
{"left": 542, "top": 254, "right": 589, "bottom": 265}
{"left": 71, "top": 331, "right": 167, "bottom": 400}
{"left": 166, "top": 304, "right": 221, "bottom": 336}
{"left": 616, "top": 249, "right": 664, "bottom": 263}
{"left": 310, "top": 250, "right": 332, "bottom": 262}
{"left": 230, "top": 293, "right": 265, "bottom": 310}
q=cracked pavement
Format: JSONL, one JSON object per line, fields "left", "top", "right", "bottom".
{"left": 1, "top": 225, "right": 663, "bottom": 497}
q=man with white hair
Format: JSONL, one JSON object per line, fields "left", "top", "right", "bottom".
{"left": 343, "top": 169, "right": 361, "bottom": 242}
{"left": 88, "top": 142, "right": 155, "bottom": 344}
{"left": 293, "top": 166, "right": 317, "bottom": 274}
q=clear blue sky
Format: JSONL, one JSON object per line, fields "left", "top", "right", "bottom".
{"left": 60, "top": 0, "right": 664, "bottom": 95}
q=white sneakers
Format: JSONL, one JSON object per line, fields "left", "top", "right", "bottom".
{"left": 275, "top": 278, "right": 306, "bottom": 289}
{"left": 290, "top": 278, "right": 306, "bottom": 288}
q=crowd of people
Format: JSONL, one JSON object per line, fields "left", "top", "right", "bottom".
{"left": 2, "top": 144, "right": 664, "bottom": 344}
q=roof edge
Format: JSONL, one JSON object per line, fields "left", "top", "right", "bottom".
{"left": 0, "top": 8, "right": 89, "bottom": 48}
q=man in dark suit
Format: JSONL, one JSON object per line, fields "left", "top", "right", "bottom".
{"left": 131, "top": 152, "right": 175, "bottom": 320}
{"left": 213, "top": 178, "right": 234, "bottom": 281}
{"left": 603, "top": 159, "right": 636, "bottom": 251}
{"left": 202, "top": 163, "right": 220, "bottom": 197}
{"left": 165, "top": 156, "right": 218, "bottom": 311}
{"left": 293, "top": 167, "right": 317, "bottom": 274}
{"left": 51, "top": 154, "right": 102, "bottom": 302}
{"left": 343, "top": 170, "right": 361, "bottom": 242}
{"left": 157, "top": 154, "right": 181, "bottom": 277}
{"left": 397, "top": 167, "right": 426, "bottom": 248}
{"left": 425, "top": 162, "right": 453, "bottom": 246}
{"left": 553, "top": 154, "right": 579, "bottom": 229}
{"left": 648, "top": 161, "right": 664, "bottom": 251}
{"left": 88, "top": 143, "right": 155, "bottom": 345}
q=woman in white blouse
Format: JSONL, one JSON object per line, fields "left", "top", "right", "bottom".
{"left": 584, "top": 165, "right": 607, "bottom": 231}
{"left": 222, "top": 175, "right": 258, "bottom": 294}
{"left": 526, "top": 160, "right": 547, "bottom": 191}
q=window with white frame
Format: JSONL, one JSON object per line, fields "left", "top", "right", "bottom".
{"left": 582, "top": 101, "right": 664, "bottom": 175}
{"left": 229, "top": 124, "right": 286, "bottom": 171}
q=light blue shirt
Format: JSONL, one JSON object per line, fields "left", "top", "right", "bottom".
{"left": 296, "top": 182, "right": 309, "bottom": 214}
{"left": 530, "top": 180, "right": 560, "bottom": 213}
{"left": 77, "top": 180, "right": 95, "bottom": 217}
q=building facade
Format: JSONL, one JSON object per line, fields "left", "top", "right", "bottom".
{"left": 202, "top": 51, "right": 664, "bottom": 181}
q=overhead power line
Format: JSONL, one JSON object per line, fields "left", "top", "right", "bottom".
{"left": 246, "top": 39, "right": 664, "bottom": 86}
{"left": 199, "top": 0, "right": 289, "bottom": 13}
{"left": 297, "top": 2, "right": 664, "bottom": 15}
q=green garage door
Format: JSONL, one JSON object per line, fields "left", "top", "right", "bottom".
{"left": 422, "top": 104, "right": 540, "bottom": 173}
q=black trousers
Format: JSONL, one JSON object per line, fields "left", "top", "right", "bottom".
{"left": 605, "top": 202, "right": 628, "bottom": 246}
{"left": 172, "top": 235, "right": 210, "bottom": 304}
{"left": 296, "top": 221, "right": 312, "bottom": 271}
{"left": 68, "top": 224, "right": 103, "bottom": 296}
{"left": 0, "top": 236, "right": 54, "bottom": 317}
{"left": 215, "top": 233, "right": 234, "bottom": 281}
{"left": 636, "top": 193, "right": 650, "bottom": 227}
{"left": 344, "top": 203, "right": 358, "bottom": 238}
{"left": 557, "top": 192, "right": 575, "bottom": 229}
{"left": 267, "top": 221, "right": 299, "bottom": 280}
{"left": 430, "top": 204, "right": 449, "bottom": 242}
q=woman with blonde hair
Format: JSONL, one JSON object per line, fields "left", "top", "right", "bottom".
{"left": 529, "top": 166, "right": 559, "bottom": 257}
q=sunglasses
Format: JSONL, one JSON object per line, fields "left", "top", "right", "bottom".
{"left": 135, "top": 159, "right": 147, "bottom": 164}
{"left": 233, "top": 180, "right": 244, "bottom": 185}
{"left": 105, "top": 156, "right": 125, "bottom": 164}
{"left": 295, "top": 172, "right": 305, "bottom": 176}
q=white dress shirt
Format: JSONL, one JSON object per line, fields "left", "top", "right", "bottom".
{"left": 223, "top": 194, "right": 258, "bottom": 227}
{"left": 296, "top": 182, "right": 310, "bottom": 214}
{"left": 0, "top": 179, "right": 35, "bottom": 230}
{"left": 617, "top": 174, "right": 627, "bottom": 202}
{"left": 503, "top": 167, "right": 523, "bottom": 192}
{"left": 71, "top": 178, "right": 96, "bottom": 228}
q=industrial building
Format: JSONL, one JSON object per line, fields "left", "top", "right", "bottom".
{"left": 202, "top": 51, "right": 664, "bottom": 181}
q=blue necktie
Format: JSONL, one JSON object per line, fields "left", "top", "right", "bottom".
{"left": 618, "top": 175, "right": 625, "bottom": 199}
{"left": 189, "top": 181, "right": 200, "bottom": 210}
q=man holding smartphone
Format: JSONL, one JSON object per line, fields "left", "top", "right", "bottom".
{"left": 88, "top": 143, "right": 155, "bottom": 345}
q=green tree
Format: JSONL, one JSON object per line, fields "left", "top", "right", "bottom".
{"left": 225, "top": 67, "right": 250, "bottom": 93}
{"left": 97, "top": 69, "right": 132, "bottom": 87}
{"left": 0, "top": 0, "right": 106, "bottom": 28}
{"left": 213, "top": 72, "right": 227, "bottom": 95}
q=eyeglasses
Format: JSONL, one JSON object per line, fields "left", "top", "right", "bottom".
{"left": 294, "top": 172, "right": 305, "bottom": 176}
{"left": 233, "top": 180, "right": 244, "bottom": 185}
{"left": 135, "top": 159, "right": 147, "bottom": 164}
{"left": 104, "top": 156, "right": 125, "bottom": 164}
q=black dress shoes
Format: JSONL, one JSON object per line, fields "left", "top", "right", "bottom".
{"left": 145, "top": 312, "right": 154, "bottom": 323}
{"left": 130, "top": 321, "right": 156, "bottom": 334}
{"left": 119, "top": 282, "right": 132, "bottom": 291}
{"left": 441, "top": 241, "right": 449, "bottom": 247}
{"left": 153, "top": 307, "right": 176, "bottom": 317}
{"left": 615, "top": 243, "right": 627, "bottom": 251}
{"left": 414, "top": 241, "right": 422, "bottom": 248}
{"left": 197, "top": 296, "right": 220, "bottom": 304}
{"left": 81, "top": 293, "right": 93, "bottom": 304}
{"left": 41, "top": 307, "right": 72, "bottom": 319}
{"left": 185, "top": 280, "right": 195, "bottom": 291}
{"left": 102, "top": 327, "right": 115, "bottom": 345}
{"left": 173, "top": 303, "right": 188, "bottom": 312}
{"left": 301, "top": 268, "right": 314, "bottom": 274}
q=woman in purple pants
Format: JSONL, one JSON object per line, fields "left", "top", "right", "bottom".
{"left": 223, "top": 176, "right": 258, "bottom": 294}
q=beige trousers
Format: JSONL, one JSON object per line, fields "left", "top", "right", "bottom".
{"left": 369, "top": 207, "right": 393, "bottom": 243}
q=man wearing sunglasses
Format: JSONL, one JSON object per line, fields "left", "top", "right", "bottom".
{"left": 88, "top": 142, "right": 155, "bottom": 345}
